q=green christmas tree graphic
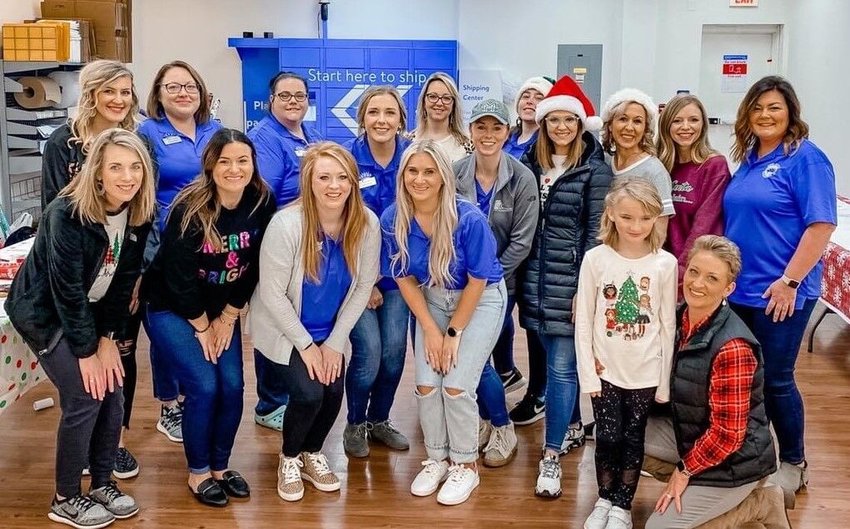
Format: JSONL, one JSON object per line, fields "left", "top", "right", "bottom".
{"left": 112, "top": 235, "right": 122, "bottom": 262}
{"left": 615, "top": 275, "right": 639, "bottom": 324}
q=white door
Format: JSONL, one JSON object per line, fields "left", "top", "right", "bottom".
{"left": 698, "top": 25, "right": 782, "bottom": 163}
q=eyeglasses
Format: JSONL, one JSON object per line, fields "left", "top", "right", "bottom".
{"left": 425, "top": 93, "right": 454, "bottom": 105}
{"left": 276, "top": 91, "right": 308, "bottom": 103}
{"left": 545, "top": 115, "right": 580, "bottom": 128}
{"left": 162, "top": 82, "right": 199, "bottom": 94}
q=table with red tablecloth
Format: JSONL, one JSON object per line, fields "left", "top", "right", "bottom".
{"left": 810, "top": 195, "right": 850, "bottom": 351}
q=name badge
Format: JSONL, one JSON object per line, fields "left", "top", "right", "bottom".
{"left": 295, "top": 147, "right": 307, "bottom": 157}
{"left": 359, "top": 176, "right": 377, "bottom": 189}
{"left": 162, "top": 135, "right": 182, "bottom": 145}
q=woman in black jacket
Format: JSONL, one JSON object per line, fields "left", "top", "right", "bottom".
{"left": 511, "top": 76, "right": 612, "bottom": 498}
{"left": 6, "top": 129, "right": 155, "bottom": 529}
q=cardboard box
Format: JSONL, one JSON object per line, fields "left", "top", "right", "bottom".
{"left": 40, "top": 0, "right": 131, "bottom": 61}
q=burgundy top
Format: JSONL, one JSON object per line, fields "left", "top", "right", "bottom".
{"left": 666, "top": 155, "right": 731, "bottom": 283}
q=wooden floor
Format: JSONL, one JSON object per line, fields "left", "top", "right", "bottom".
{"left": 1, "top": 305, "right": 849, "bottom": 528}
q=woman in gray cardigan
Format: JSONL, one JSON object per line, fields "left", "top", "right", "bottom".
{"left": 249, "top": 142, "right": 380, "bottom": 503}
{"left": 454, "top": 99, "right": 539, "bottom": 468}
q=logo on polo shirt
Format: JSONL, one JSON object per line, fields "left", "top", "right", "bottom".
{"left": 762, "top": 163, "right": 781, "bottom": 179}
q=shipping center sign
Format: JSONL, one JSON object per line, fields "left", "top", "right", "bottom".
{"left": 229, "top": 38, "right": 458, "bottom": 144}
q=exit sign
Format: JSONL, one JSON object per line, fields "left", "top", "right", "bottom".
{"left": 730, "top": 0, "right": 758, "bottom": 6}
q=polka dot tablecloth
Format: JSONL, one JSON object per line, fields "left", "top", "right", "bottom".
{"left": 0, "top": 315, "right": 45, "bottom": 415}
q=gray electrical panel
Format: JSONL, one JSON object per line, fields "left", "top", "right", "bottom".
{"left": 556, "top": 44, "right": 603, "bottom": 113}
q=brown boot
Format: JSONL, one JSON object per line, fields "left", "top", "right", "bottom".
{"left": 696, "top": 484, "right": 791, "bottom": 529}
{"left": 642, "top": 455, "right": 675, "bottom": 483}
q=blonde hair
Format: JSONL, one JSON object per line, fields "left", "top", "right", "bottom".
{"left": 414, "top": 72, "right": 469, "bottom": 147}
{"left": 598, "top": 177, "right": 664, "bottom": 252}
{"left": 657, "top": 94, "right": 718, "bottom": 172}
{"left": 602, "top": 100, "right": 657, "bottom": 156}
{"left": 298, "top": 142, "right": 369, "bottom": 283}
{"left": 171, "top": 129, "right": 272, "bottom": 252}
{"left": 390, "top": 139, "right": 458, "bottom": 289}
{"left": 61, "top": 128, "right": 155, "bottom": 227}
{"left": 355, "top": 85, "right": 407, "bottom": 136}
{"left": 687, "top": 235, "right": 742, "bottom": 282}
{"left": 730, "top": 75, "right": 809, "bottom": 163}
{"left": 70, "top": 60, "right": 139, "bottom": 154}
{"left": 534, "top": 116, "right": 585, "bottom": 171}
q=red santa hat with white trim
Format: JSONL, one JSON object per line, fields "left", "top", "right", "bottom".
{"left": 534, "top": 74, "right": 603, "bottom": 132}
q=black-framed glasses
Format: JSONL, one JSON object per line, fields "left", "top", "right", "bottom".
{"left": 276, "top": 91, "right": 308, "bottom": 103}
{"left": 162, "top": 82, "right": 199, "bottom": 94}
{"left": 425, "top": 93, "right": 453, "bottom": 105}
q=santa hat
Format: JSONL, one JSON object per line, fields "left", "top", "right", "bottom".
{"left": 534, "top": 75, "right": 602, "bottom": 132}
{"left": 600, "top": 88, "right": 658, "bottom": 129}
{"left": 514, "top": 76, "right": 554, "bottom": 114}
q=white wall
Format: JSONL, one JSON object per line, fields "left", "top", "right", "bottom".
{"left": 786, "top": 0, "right": 850, "bottom": 196}
{"left": 0, "top": 0, "right": 40, "bottom": 25}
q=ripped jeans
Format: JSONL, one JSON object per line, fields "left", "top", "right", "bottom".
{"left": 414, "top": 280, "right": 506, "bottom": 464}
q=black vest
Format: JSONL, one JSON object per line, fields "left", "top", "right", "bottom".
{"left": 670, "top": 304, "right": 776, "bottom": 487}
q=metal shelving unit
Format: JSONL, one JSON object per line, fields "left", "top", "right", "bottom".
{"left": 0, "top": 60, "right": 83, "bottom": 223}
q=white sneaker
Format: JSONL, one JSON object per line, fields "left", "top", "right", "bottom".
{"left": 535, "top": 454, "right": 562, "bottom": 498}
{"left": 559, "top": 421, "right": 586, "bottom": 455}
{"left": 604, "top": 506, "right": 633, "bottom": 529}
{"left": 277, "top": 454, "right": 305, "bottom": 502}
{"left": 483, "top": 422, "right": 518, "bottom": 467}
{"left": 478, "top": 419, "right": 493, "bottom": 452}
{"left": 437, "top": 465, "right": 480, "bottom": 506}
{"left": 410, "top": 459, "right": 450, "bottom": 497}
{"left": 584, "top": 497, "right": 613, "bottom": 529}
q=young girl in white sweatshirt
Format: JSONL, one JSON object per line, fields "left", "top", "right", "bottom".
{"left": 575, "top": 178, "right": 677, "bottom": 529}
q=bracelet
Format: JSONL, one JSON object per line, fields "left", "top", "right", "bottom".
{"left": 193, "top": 323, "right": 210, "bottom": 336}
{"left": 218, "top": 315, "right": 235, "bottom": 327}
{"left": 219, "top": 311, "right": 238, "bottom": 322}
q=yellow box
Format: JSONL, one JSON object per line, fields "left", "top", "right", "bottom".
{"left": 1, "top": 22, "right": 68, "bottom": 61}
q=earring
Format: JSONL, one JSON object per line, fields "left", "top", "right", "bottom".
{"left": 722, "top": 297, "right": 728, "bottom": 306}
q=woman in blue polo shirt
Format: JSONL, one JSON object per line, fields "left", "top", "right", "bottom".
{"left": 724, "top": 76, "right": 837, "bottom": 497}
{"left": 136, "top": 61, "right": 223, "bottom": 452}
{"left": 248, "top": 71, "right": 323, "bottom": 430}
{"left": 504, "top": 76, "right": 553, "bottom": 160}
{"left": 342, "top": 86, "right": 412, "bottom": 458}
{"left": 382, "top": 139, "right": 507, "bottom": 506}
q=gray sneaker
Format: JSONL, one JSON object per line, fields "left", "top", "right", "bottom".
{"left": 370, "top": 420, "right": 409, "bottom": 451}
{"left": 343, "top": 422, "right": 370, "bottom": 458}
{"left": 156, "top": 403, "right": 183, "bottom": 443}
{"left": 89, "top": 481, "right": 139, "bottom": 519}
{"left": 49, "top": 495, "right": 114, "bottom": 529}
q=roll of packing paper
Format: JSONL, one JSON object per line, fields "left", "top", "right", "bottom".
{"left": 48, "top": 71, "right": 81, "bottom": 109}
{"left": 13, "top": 76, "right": 62, "bottom": 109}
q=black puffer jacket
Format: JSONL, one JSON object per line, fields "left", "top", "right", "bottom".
{"left": 518, "top": 131, "right": 613, "bottom": 336}
{"left": 5, "top": 197, "right": 151, "bottom": 358}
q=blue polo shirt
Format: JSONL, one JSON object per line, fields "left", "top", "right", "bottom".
{"left": 504, "top": 129, "right": 537, "bottom": 160}
{"left": 346, "top": 134, "right": 410, "bottom": 292}
{"left": 300, "top": 235, "right": 353, "bottom": 342}
{"left": 138, "top": 117, "right": 222, "bottom": 230}
{"left": 345, "top": 134, "right": 410, "bottom": 217}
{"left": 380, "top": 199, "right": 503, "bottom": 289}
{"left": 724, "top": 140, "right": 837, "bottom": 309}
{"left": 248, "top": 114, "right": 322, "bottom": 208}
{"left": 475, "top": 179, "right": 495, "bottom": 218}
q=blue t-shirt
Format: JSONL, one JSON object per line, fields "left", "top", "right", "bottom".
{"left": 138, "top": 117, "right": 222, "bottom": 230}
{"left": 247, "top": 114, "right": 322, "bottom": 208}
{"left": 475, "top": 179, "right": 495, "bottom": 218}
{"left": 300, "top": 235, "right": 353, "bottom": 342}
{"left": 503, "top": 129, "right": 537, "bottom": 160}
{"left": 346, "top": 134, "right": 411, "bottom": 292}
{"left": 724, "top": 140, "right": 837, "bottom": 308}
{"left": 380, "top": 199, "right": 503, "bottom": 289}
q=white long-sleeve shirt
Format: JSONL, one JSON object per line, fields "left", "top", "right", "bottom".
{"left": 575, "top": 244, "right": 677, "bottom": 401}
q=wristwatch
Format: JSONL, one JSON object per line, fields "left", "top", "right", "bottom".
{"left": 781, "top": 274, "right": 800, "bottom": 289}
{"left": 676, "top": 460, "right": 693, "bottom": 478}
{"left": 446, "top": 326, "right": 464, "bottom": 338}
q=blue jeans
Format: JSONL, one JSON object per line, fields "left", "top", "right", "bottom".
{"left": 491, "top": 295, "right": 516, "bottom": 374}
{"left": 254, "top": 349, "right": 290, "bottom": 416}
{"left": 541, "top": 332, "right": 579, "bottom": 451}
{"left": 142, "top": 305, "right": 181, "bottom": 402}
{"left": 476, "top": 360, "right": 510, "bottom": 426}
{"left": 346, "top": 288, "right": 410, "bottom": 424}
{"left": 144, "top": 308, "right": 244, "bottom": 474}
{"left": 730, "top": 298, "right": 817, "bottom": 464}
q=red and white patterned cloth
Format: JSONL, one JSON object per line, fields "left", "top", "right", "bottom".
{"left": 820, "top": 196, "right": 850, "bottom": 324}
